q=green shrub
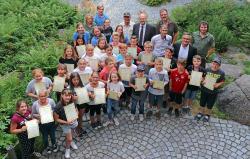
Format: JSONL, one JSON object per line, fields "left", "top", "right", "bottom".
{"left": 243, "top": 61, "right": 250, "bottom": 75}
{"left": 141, "top": 0, "right": 170, "bottom": 6}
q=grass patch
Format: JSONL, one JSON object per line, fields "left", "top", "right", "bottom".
{"left": 243, "top": 61, "right": 250, "bottom": 75}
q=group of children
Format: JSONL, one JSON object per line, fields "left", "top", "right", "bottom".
{"left": 9, "top": 20, "right": 225, "bottom": 159}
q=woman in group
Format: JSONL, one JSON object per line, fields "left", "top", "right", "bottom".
{"left": 109, "top": 25, "right": 129, "bottom": 44}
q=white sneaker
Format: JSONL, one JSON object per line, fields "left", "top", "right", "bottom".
{"left": 103, "top": 120, "right": 112, "bottom": 127}
{"left": 70, "top": 141, "right": 78, "bottom": 150}
{"left": 113, "top": 118, "right": 119, "bottom": 126}
{"left": 139, "top": 114, "right": 144, "bottom": 121}
{"left": 130, "top": 114, "right": 135, "bottom": 121}
{"left": 65, "top": 149, "right": 70, "bottom": 159}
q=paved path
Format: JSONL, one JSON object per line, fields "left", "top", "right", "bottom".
{"left": 42, "top": 110, "right": 250, "bottom": 159}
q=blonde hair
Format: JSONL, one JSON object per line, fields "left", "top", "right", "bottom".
{"left": 77, "top": 58, "right": 87, "bottom": 65}
{"left": 119, "top": 43, "right": 127, "bottom": 49}
{"left": 85, "top": 44, "right": 94, "bottom": 50}
{"left": 105, "top": 57, "right": 115, "bottom": 65}
{"left": 76, "top": 22, "right": 84, "bottom": 29}
{"left": 32, "top": 68, "right": 44, "bottom": 77}
{"left": 144, "top": 41, "right": 153, "bottom": 48}
{"left": 155, "top": 58, "right": 163, "bottom": 64}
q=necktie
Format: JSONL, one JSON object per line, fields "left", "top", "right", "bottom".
{"left": 139, "top": 25, "right": 144, "bottom": 46}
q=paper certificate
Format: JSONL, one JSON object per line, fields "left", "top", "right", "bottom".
{"left": 119, "top": 68, "right": 131, "bottom": 81}
{"left": 108, "top": 90, "right": 119, "bottom": 100}
{"left": 34, "top": 82, "right": 46, "bottom": 95}
{"left": 161, "top": 58, "right": 171, "bottom": 70}
{"left": 153, "top": 80, "right": 164, "bottom": 90}
{"left": 135, "top": 78, "right": 146, "bottom": 91}
{"left": 76, "top": 45, "right": 86, "bottom": 58}
{"left": 64, "top": 103, "right": 78, "bottom": 121}
{"left": 89, "top": 59, "right": 99, "bottom": 71}
{"left": 128, "top": 47, "right": 137, "bottom": 58}
{"left": 26, "top": 119, "right": 39, "bottom": 139}
{"left": 39, "top": 105, "right": 54, "bottom": 124}
{"left": 94, "top": 88, "right": 106, "bottom": 104}
{"left": 204, "top": 76, "right": 217, "bottom": 91}
{"left": 53, "top": 76, "right": 65, "bottom": 92}
{"left": 79, "top": 73, "right": 91, "bottom": 85}
{"left": 65, "top": 64, "right": 74, "bottom": 74}
{"left": 141, "top": 54, "right": 153, "bottom": 64}
{"left": 189, "top": 71, "right": 203, "bottom": 87}
{"left": 75, "top": 87, "right": 90, "bottom": 104}
{"left": 112, "top": 46, "right": 119, "bottom": 55}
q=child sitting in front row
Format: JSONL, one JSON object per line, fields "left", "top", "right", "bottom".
{"left": 168, "top": 59, "right": 189, "bottom": 117}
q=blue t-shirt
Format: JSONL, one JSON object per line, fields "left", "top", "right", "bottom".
{"left": 94, "top": 13, "right": 109, "bottom": 26}
{"left": 72, "top": 31, "right": 91, "bottom": 44}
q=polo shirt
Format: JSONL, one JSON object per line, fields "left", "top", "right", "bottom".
{"left": 151, "top": 34, "right": 172, "bottom": 57}
{"left": 94, "top": 13, "right": 109, "bottom": 26}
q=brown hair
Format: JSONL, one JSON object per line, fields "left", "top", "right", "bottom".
{"left": 63, "top": 45, "right": 78, "bottom": 60}
{"left": 76, "top": 22, "right": 84, "bottom": 30}
{"left": 193, "top": 55, "right": 202, "bottom": 61}
{"left": 60, "top": 88, "right": 73, "bottom": 106}
{"left": 199, "top": 21, "right": 209, "bottom": 32}
{"left": 115, "top": 25, "right": 125, "bottom": 43}
{"left": 57, "top": 63, "right": 67, "bottom": 73}
{"left": 15, "top": 99, "right": 28, "bottom": 111}
{"left": 109, "top": 72, "right": 121, "bottom": 82}
{"left": 177, "top": 58, "right": 187, "bottom": 67}
{"left": 105, "top": 56, "right": 115, "bottom": 65}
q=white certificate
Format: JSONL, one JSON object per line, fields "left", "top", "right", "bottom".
{"left": 76, "top": 45, "right": 86, "bottom": 58}
{"left": 161, "top": 57, "right": 171, "bottom": 70}
{"left": 64, "top": 103, "right": 78, "bottom": 121}
{"left": 79, "top": 73, "right": 91, "bottom": 85}
{"left": 189, "top": 71, "right": 203, "bottom": 87}
{"left": 75, "top": 87, "right": 90, "bottom": 104}
{"left": 128, "top": 47, "right": 137, "bottom": 58}
{"left": 112, "top": 46, "right": 119, "bottom": 55}
{"left": 34, "top": 82, "right": 46, "bottom": 95}
{"left": 53, "top": 76, "right": 65, "bottom": 92}
{"left": 39, "top": 105, "right": 54, "bottom": 124}
{"left": 108, "top": 90, "right": 119, "bottom": 100}
{"left": 204, "top": 76, "right": 217, "bottom": 91}
{"left": 26, "top": 119, "right": 39, "bottom": 139}
{"left": 65, "top": 64, "right": 74, "bottom": 74}
{"left": 89, "top": 59, "right": 99, "bottom": 71}
{"left": 153, "top": 80, "right": 164, "bottom": 90}
{"left": 94, "top": 88, "right": 106, "bottom": 104}
{"left": 141, "top": 54, "right": 153, "bottom": 64}
{"left": 119, "top": 68, "right": 131, "bottom": 81}
{"left": 135, "top": 77, "right": 146, "bottom": 91}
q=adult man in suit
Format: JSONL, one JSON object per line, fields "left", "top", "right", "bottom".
{"left": 132, "top": 11, "right": 156, "bottom": 50}
{"left": 173, "top": 32, "right": 197, "bottom": 67}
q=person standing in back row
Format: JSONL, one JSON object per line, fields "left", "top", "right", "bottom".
{"left": 132, "top": 11, "right": 156, "bottom": 50}
{"left": 94, "top": 4, "right": 109, "bottom": 28}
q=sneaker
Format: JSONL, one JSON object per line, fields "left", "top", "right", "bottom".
{"left": 194, "top": 113, "right": 204, "bottom": 121}
{"left": 70, "top": 141, "right": 78, "bottom": 150}
{"left": 146, "top": 110, "right": 153, "bottom": 118}
{"left": 31, "top": 152, "right": 41, "bottom": 158}
{"left": 167, "top": 107, "right": 173, "bottom": 116}
{"left": 130, "top": 114, "right": 135, "bottom": 121}
{"left": 65, "top": 149, "right": 70, "bottom": 159}
{"left": 46, "top": 147, "right": 52, "bottom": 154}
{"left": 91, "top": 123, "right": 97, "bottom": 129}
{"left": 202, "top": 115, "right": 210, "bottom": 122}
{"left": 139, "top": 114, "right": 144, "bottom": 121}
{"left": 174, "top": 109, "right": 180, "bottom": 117}
{"left": 52, "top": 144, "right": 58, "bottom": 153}
{"left": 155, "top": 111, "right": 161, "bottom": 119}
{"left": 96, "top": 121, "right": 102, "bottom": 129}
{"left": 113, "top": 118, "right": 120, "bottom": 126}
{"left": 103, "top": 120, "right": 112, "bottom": 127}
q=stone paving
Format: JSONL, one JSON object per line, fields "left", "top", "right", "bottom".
{"left": 42, "top": 109, "right": 250, "bottom": 159}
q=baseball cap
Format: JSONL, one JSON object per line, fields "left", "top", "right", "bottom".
{"left": 212, "top": 56, "right": 221, "bottom": 65}
{"left": 123, "top": 12, "right": 131, "bottom": 17}
{"left": 137, "top": 64, "right": 145, "bottom": 71}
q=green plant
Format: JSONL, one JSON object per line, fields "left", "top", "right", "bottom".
{"left": 243, "top": 61, "right": 250, "bottom": 75}
{"left": 141, "top": 0, "right": 170, "bottom": 6}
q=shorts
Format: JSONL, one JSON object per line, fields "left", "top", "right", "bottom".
{"left": 76, "top": 103, "right": 89, "bottom": 111}
{"left": 148, "top": 93, "right": 163, "bottom": 107}
{"left": 200, "top": 90, "right": 217, "bottom": 109}
{"left": 60, "top": 120, "right": 78, "bottom": 134}
{"left": 184, "top": 89, "right": 197, "bottom": 100}
{"left": 89, "top": 104, "right": 102, "bottom": 116}
{"left": 169, "top": 91, "right": 183, "bottom": 104}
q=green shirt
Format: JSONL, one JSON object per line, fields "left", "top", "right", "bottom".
{"left": 192, "top": 31, "right": 215, "bottom": 58}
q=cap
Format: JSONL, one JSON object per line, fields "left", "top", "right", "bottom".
{"left": 137, "top": 64, "right": 145, "bottom": 71}
{"left": 123, "top": 12, "right": 131, "bottom": 17}
{"left": 212, "top": 56, "right": 221, "bottom": 65}
{"left": 166, "top": 46, "right": 174, "bottom": 52}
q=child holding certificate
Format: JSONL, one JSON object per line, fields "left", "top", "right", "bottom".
{"left": 100, "top": 44, "right": 117, "bottom": 67}
{"left": 83, "top": 44, "right": 100, "bottom": 72}
{"left": 26, "top": 68, "right": 52, "bottom": 101}
{"left": 54, "top": 89, "right": 78, "bottom": 159}
{"left": 10, "top": 100, "right": 41, "bottom": 159}
{"left": 53, "top": 63, "right": 68, "bottom": 101}
{"left": 129, "top": 36, "right": 142, "bottom": 58}
{"left": 183, "top": 55, "right": 205, "bottom": 114}
{"left": 129, "top": 65, "right": 150, "bottom": 121}
{"left": 32, "top": 90, "right": 58, "bottom": 154}
{"left": 94, "top": 37, "right": 107, "bottom": 59}
{"left": 116, "top": 43, "right": 129, "bottom": 66}
{"left": 99, "top": 57, "right": 117, "bottom": 84}
{"left": 104, "top": 72, "right": 125, "bottom": 126}
{"left": 110, "top": 32, "right": 121, "bottom": 55}
{"left": 59, "top": 45, "right": 79, "bottom": 73}
{"left": 147, "top": 58, "right": 169, "bottom": 119}
{"left": 69, "top": 72, "right": 88, "bottom": 136}
{"left": 168, "top": 59, "right": 189, "bottom": 117}
{"left": 119, "top": 55, "right": 137, "bottom": 108}
{"left": 194, "top": 57, "right": 225, "bottom": 122}
{"left": 74, "top": 34, "right": 86, "bottom": 58}
{"left": 85, "top": 72, "right": 106, "bottom": 129}
{"left": 137, "top": 41, "right": 155, "bottom": 74}
{"left": 73, "top": 59, "right": 93, "bottom": 85}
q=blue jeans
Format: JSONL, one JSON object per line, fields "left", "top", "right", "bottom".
{"left": 107, "top": 98, "right": 120, "bottom": 120}
{"left": 131, "top": 97, "right": 145, "bottom": 115}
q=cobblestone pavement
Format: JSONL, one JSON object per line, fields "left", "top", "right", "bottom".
{"left": 42, "top": 109, "right": 250, "bottom": 159}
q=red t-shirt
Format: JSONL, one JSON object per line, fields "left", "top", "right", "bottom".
{"left": 170, "top": 68, "right": 189, "bottom": 93}
{"left": 11, "top": 109, "right": 32, "bottom": 129}
{"left": 99, "top": 66, "right": 117, "bottom": 81}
